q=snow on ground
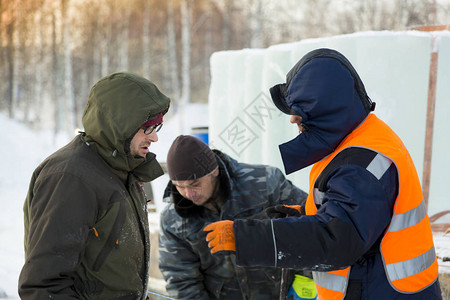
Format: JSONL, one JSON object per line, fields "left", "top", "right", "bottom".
{"left": 0, "top": 106, "right": 448, "bottom": 299}
{"left": 0, "top": 113, "right": 70, "bottom": 299}
{"left": 436, "top": 232, "right": 450, "bottom": 274}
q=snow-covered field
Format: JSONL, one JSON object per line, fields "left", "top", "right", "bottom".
{"left": 0, "top": 108, "right": 448, "bottom": 298}
{"left": 0, "top": 113, "right": 71, "bottom": 298}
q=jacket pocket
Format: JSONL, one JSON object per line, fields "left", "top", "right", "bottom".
{"left": 92, "top": 198, "right": 126, "bottom": 272}
{"left": 203, "top": 276, "right": 224, "bottom": 299}
{"left": 244, "top": 267, "right": 282, "bottom": 299}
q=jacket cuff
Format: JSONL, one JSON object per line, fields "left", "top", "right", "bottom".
{"left": 234, "top": 219, "right": 276, "bottom": 267}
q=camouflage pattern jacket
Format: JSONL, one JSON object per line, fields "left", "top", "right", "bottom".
{"left": 159, "top": 150, "right": 307, "bottom": 300}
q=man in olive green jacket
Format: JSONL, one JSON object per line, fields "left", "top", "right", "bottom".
{"left": 19, "top": 72, "right": 170, "bottom": 300}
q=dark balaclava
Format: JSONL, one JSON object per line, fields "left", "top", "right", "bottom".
{"left": 269, "top": 48, "right": 375, "bottom": 174}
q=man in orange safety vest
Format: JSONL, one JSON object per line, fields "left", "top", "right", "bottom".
{"left": 204, "top": 48, "right": 442, "bottom": 300}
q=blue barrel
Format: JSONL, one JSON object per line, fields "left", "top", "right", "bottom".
{"left": 191, "top": 126, "right": 209, "bottom": 145}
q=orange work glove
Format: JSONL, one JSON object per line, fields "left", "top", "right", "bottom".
{"left": 285, "top": 205, "right": 302, "bottom": 215}
{"left": 204, "top": 220, "right": 236, "bottom": 254}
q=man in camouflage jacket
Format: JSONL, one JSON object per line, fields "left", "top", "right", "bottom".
{"left": 158, "top": 135, "right": 307, "bottom": 299}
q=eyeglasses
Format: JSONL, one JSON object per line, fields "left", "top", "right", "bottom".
{"left": 142, "top": 123, "right": 163, "bottom": 135}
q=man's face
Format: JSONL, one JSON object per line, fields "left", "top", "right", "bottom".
{"left": 290, "top": 115, "right": 305, "bottom": 134}
{"left": 130, "top": 128, "right": 159, "bottom": 158}
{"left": 172, "top": 168, "right": 219, "bottom": 206}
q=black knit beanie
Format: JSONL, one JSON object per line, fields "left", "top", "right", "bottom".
{"left": 167, "top": 135, "right": 218, "bottom": 181}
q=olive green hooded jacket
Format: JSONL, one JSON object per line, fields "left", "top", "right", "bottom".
{"left": 19, "top": 72, "right": 170, "bottom": 300}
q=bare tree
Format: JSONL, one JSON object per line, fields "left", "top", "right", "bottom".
{"left": 178, "top": 0, "right": 193, "bottom": 132}
{"left": 202, "top": 2, "right": 214, "bottom": 85}
{"left": 117, "top": 1, "right": 131, "bottom": 71}
{"left": 99, "top": 0, "right": 112, "bottom": 76}
{"left": 142, "top": 0, "right": 151, "bottom": 79}
{"left": 300, "top": 0, "right": 332, "bottom": 38}
{"left": 15, "top": 0, "right": 24, "bottom": 121}
{"left": 167, "top": 0, "right": 181, "bottom": 101}
{"left": 32, "top": 6, "right": 46, "bottom": 127}
{"left": 211, "top": 0, "right": 236, "bottom": 50}
{"left": 61, "top": 0, "right": 76, "bottom": 133}
{"left": 51, "top": 4, "right": 64, "bottom": 138}
{"left": 4, "top": 1, "right": 17, "bottom": 118}
{"left": 248, "top": 0, "right": 263, "bottom": 48}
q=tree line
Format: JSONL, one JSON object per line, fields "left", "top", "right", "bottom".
{"left": 0, "top": 0, "right": 448, "bottom": 137}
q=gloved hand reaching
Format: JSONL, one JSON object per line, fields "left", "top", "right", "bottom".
{"left": 266, "top": 204, "right": 303, "bottom": 219}
{"left": 204, "top": 220, "right": 236, "bottom": 254}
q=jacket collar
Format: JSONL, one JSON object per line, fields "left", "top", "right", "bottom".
{"left": 80, "top": 134, "right": 163, "bottom": 183}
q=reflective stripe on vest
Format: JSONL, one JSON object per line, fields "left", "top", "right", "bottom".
{"left": 305, "top": 114, "right": 438, "bottom": 299}
{"left": 314, "top": 270, "right": 348, "bottom": 292}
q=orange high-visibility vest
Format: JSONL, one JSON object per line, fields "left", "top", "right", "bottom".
{"left": 305, "top": 114, "right": 438, "bottom": 300}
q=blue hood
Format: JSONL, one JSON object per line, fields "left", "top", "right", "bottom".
{"left": 270, "top": 49, "right": 375, "bottom": 174}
